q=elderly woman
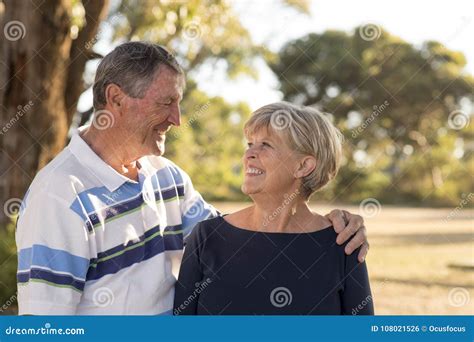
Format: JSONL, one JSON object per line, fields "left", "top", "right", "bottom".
{"left": 174, "top": 102, "right": 373, "bottom": 315}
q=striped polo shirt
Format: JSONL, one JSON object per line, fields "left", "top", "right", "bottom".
{"left": 16, "top": 130, "right": 218, "bottom": 315}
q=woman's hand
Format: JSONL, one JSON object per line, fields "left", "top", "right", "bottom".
{"left": 326, "top": 209, "right": 369, "bottom": 263}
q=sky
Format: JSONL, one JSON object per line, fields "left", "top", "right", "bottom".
{"left": 197, "top": 0, "right": 474, "bottom": 109}
{"left": 79, "top": 0, "right": 474, "bottom": 112}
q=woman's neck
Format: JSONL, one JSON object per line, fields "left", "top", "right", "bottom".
{"left": 246, "top": 197, "right": 327, "bottom": 233}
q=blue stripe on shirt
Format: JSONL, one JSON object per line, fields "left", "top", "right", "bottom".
{"left": 181, "top": 197, "right": 215, "bottom": 237}
{"left": 154, "top": 165, "right": 184, "bottom": 189}
{"left": 86, "top": 225, "right": 184, "bottom": 281}
{"left": 70, "top": 183, "right": 185, "bottom": 232}
{"left": 18, "top": 244, "right": 89, "bottom": 280}
{"left": 17, "top": 267, "right": 85, "bottom": 292}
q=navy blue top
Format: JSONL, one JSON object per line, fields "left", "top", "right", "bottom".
{"left": 174, "top": 216, "right": 374, "bottom": 315}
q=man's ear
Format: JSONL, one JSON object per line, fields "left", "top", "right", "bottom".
{"left": 294, "top": 156, "right": 317, "bottom": 179}
{"left": 104, "top": 83, "right": 126, "bottom": 113}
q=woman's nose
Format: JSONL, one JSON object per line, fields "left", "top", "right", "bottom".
{"left": 245, "top": 146, "right": 258, "bottom": 159}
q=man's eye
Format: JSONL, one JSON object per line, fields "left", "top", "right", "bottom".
{"left": 247, "top": 142, "right": 253, "bottom": 148}
{"left": 263, "top": 142, "right": 272, "bottom": 147}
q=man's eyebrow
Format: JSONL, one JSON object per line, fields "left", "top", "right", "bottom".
{"left": 156, "top": 94, "right": 182, "bottom": 102}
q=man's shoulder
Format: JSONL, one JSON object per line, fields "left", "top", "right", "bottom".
{"left": 146, "top": 155, "right": 185, "bottom": 173}
{"left": 24, "top": 146, "right": 94, "bottom": 205}
{"left": 145, "top": 156, "right": 192, "bottom": 184}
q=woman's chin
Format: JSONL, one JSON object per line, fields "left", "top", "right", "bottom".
{"left": 241, "top": 184, "right": 262, "bottom": 196}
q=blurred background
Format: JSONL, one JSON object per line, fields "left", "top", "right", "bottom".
{"left": 0, "top": 0, "right": 472, "bottom": 314}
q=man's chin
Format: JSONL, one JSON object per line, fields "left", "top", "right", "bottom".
{"left": 146, "top": 141, "right": 165, "bottom": 157}
{"left": 153, "top": 141, "right": 165, "bottom": 156}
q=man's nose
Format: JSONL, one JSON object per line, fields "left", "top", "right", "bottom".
{"left": 168, "top": 104, "right": 181, "bottom": 127}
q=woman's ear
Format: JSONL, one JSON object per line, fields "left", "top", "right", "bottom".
{"left": 294, "top": 156, "right": 317, "bottom": 179}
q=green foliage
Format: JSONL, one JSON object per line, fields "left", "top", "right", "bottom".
{"left": 112, "top": 0, "right": 264, "bottom": 78}
{"left": 0, "top": 220, "right": 18, "bottom": 314}
{"left": 166, "top": 85, "right": 251, "bottom": 200}
{"left": 270, "top": 26, "right": 474, "bottom": 206}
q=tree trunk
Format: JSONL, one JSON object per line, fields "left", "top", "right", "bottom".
{"left": 0, "top": 0, "right": 109, "bottom": 225}
{"left": 65, "top": 0, "right": 109, "bottom": 127}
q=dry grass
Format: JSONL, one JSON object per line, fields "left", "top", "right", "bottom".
{"left": 212, "top": 202, "right": 474, "bottom": 315}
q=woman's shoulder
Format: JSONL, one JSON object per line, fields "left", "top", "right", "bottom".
{"left": 223, "top": 206, "right": 253, "bottom": 226}
{"left": 187, "top": 215, "right": 227, "bottom": 241}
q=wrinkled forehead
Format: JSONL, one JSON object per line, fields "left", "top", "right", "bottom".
{"left": 148, "top": 65, "right": 185, "bottom": 97}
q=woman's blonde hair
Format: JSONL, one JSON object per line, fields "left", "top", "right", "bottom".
{"left": 244, "top": 102, "right": 343, "bottom": 199}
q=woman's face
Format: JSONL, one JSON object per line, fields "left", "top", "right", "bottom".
{"left": 242, "top": 127, "right": 301, "bottom": 198}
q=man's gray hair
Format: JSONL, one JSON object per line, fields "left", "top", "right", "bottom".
{"left": 93, "top": 41, "right": 184, "bottom": 109}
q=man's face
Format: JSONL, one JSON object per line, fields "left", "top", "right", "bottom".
{"left": 120, "top": 65, "right": 184, "bottom": 157}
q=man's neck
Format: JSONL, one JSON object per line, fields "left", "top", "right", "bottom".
{"left": 80, "top": 126, "right": 141, "bottom": 182}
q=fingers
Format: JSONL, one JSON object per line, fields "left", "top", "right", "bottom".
{"left": 344, "top": 226, "right": 367, "bottom": 255}
{"left": 326, "top": 209, "right": 346, "bottom": 234}
{"left": 336, "top": 214, "right": 364, "bottom": 244}
{"left": 357, "top": 242, "right": 370, "bottom": 263}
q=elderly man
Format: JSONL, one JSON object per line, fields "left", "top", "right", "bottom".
{"left": 16, "top": 42, "right": 369, "bottom": 315}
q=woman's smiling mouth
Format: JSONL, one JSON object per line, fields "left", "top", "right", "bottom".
{"left": 246, "top": 167, "right": 265, "bottom": 176}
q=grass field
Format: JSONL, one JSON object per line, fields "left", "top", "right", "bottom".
{"left": 213, "top": 202, "right": 474, "bottom": 315}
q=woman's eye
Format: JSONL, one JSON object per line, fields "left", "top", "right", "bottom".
{"left": 263, "top": 142, "right": 272, "bottom": 147}
{"left": 247, "top": 143, "right": 253, "bottom": 148}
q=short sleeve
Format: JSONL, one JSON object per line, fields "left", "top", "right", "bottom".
{"left": 16, "top": 191, "right": 91, "bottom": 315}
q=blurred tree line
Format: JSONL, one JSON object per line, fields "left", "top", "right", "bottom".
{"left": 270, "top": 28, "right": 473, "bottom": 206}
